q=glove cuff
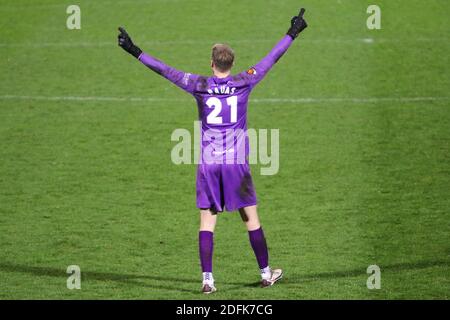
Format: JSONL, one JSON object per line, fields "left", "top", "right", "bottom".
{"left": 129, "top": 45, "right": 142, "bottom": 59}
{"left": 286, "top": 29, "right": 298, "bottom": 40}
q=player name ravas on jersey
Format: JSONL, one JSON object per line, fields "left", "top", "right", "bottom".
{"left": 207, "top": 85, "right": 237, "bottom": 95}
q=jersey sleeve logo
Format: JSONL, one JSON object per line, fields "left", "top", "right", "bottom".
{"left": 182, "top": 73, "right": 192, "bottom": 86}
{"left": 246, "top": 68, "right": 257, "bottom": 75}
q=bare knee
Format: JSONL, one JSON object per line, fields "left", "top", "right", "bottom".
{"left": 239, "top": 205, "right": 261, "bottom": 231}
{"left": 200, "top": 209, "right": 217, "bottom": 232}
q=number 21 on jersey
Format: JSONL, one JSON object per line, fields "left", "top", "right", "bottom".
{"left": 206, "top": 96, "right": 238, "bottom": 124}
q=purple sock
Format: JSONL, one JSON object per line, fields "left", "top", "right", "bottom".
{"left": 199, "top": 231, "right": 214, "bottom": 273}
{"left": 248, "top": 227, "right": 269, "bottom": 269}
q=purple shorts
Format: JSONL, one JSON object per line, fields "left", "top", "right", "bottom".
{"left": 196, "top": 163, "right": 258, "bottom": 212}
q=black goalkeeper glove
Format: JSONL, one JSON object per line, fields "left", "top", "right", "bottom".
{"left": 287, "top": 8, "right": 308, "bottom": 39}
{"left": 118, "top": 27, "right": 142, "bottom": 59}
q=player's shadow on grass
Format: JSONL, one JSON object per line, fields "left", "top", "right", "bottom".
{"left": 0, "top": 259, "right": 448, "bottom": 293}
{"left": 229, "top": 259, "right": 450, "bottom": 290}
{"left": 0, "top": 262, "right": 202, "bottom": 294}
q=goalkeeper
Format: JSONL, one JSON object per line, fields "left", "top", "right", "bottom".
{"left": 118, "top": 8, "right": 308, "bottom": 294}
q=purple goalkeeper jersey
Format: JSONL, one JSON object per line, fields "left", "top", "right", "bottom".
{"left": 139, "top": 35, "right": 293, "bottom": 164}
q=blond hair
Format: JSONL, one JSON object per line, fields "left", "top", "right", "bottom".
{"left": 211, "top": 44, "right": 234, "bottom": 72}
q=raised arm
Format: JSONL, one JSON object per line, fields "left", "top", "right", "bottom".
{"left": 138, "top": 52, "right": 199, "bottom": 93}
{"left": 117, "top": 27, "right": 198, "bottom": 94}
{"left": 242, "top": 8, "right": 308, "bottom": 88}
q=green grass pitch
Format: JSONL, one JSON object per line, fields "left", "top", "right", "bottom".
{"left": 0, "top": 0, "right": 449, "bottom": 299}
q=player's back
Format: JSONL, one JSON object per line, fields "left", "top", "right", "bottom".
{"left": 192, "top": 73, "right": 255, "bottom": 164}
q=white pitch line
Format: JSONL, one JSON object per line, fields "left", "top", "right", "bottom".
{"left": 0, "top": 0, "right": 180, "bottom": 10}
{"left": 0, "top": 95, "right": 182, "bottom": 103}
{"left": 0, "top": 95, "right": 448, "bottom": 105}
{"left": 251, "top": 97, "right": 450, "bottom": 104}
{"left": 0, "top": 38, "right": 448, "bottom": 48}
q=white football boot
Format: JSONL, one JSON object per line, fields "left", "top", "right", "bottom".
{"left": 261, "top": 268, "right": 283, "bottom": 287}
{"left": 202, "top": 283, "right": 217, "bottom": 294}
